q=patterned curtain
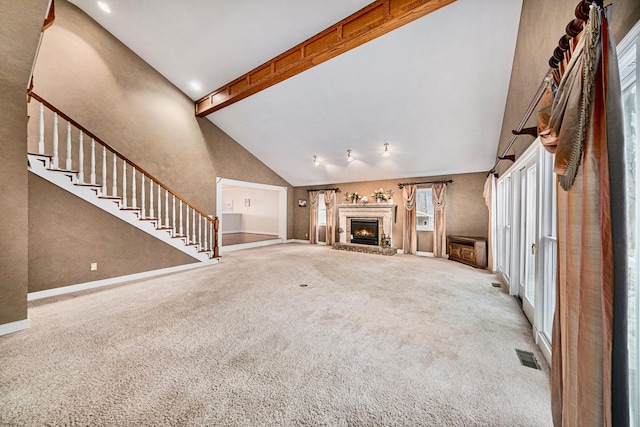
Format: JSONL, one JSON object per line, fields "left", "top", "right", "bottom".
{"left": 483, "top": 175, "right": 498, "bottom": 272}
{"left": 402, "top": 185, "right": 417, "bottom": 255}
{"left": 432, "top": 183, "right": 447, "bottom": 258}
{"left": 538, "top": 7, "right": 628, "bottom": 426}
{"left": 324, "top": 190, "right": 336, "bottom": 246}
{"left": 308, "top": 191, "right": 319, "bottom": 245}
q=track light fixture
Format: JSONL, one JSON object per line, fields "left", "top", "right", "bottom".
{"left": 347, "top": 150, "right": 353, "bottom": 162}
{"left": 383, "top": 143, "right": 390, "bottom": 157}
{"left": 313, "top": 155, "right": 319, "bottom": 167}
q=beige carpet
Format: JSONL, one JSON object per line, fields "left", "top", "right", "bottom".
{"left": 0, "top": 244, "right": 552, "bottom": 426}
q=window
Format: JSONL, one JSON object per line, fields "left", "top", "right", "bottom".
{"left": 620, "top": 20, "right": 640, "bottom": 427}
{"left": 416, "top": 188, "right": 434, "bottom": 231}
{"left": 318, "top": 193, "right": 326, "bottom": 226}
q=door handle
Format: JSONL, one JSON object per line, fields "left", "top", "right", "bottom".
{"left": 531, "top": 243, "right": 537, "bottom": 255}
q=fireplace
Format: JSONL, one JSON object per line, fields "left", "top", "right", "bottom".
{"left": 350, "top": 219, "right": 379, "bottom": 246}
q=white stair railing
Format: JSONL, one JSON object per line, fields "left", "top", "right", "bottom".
{"left": 28, "top": 92, "right": 219, "bottom": 259}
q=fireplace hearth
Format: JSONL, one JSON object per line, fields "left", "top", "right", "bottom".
{"left": 350, "top": 219, "right": 378, "bottom": 246}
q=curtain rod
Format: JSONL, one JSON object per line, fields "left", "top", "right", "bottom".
{"left": 306, "top": 187, "right": 340, "bottom": 193}
{"left": 488, "top": 76, "right": 550, "bottom": 175}
{"left": 397, "top": 179, "right": 452, "bottom": 189}
{"left": 489, "top": 0, "right": 602, "bottom": 176}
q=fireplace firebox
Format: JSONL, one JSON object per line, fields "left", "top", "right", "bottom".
{"left": 350, "top": 219, "right": 379, "bottom": 246}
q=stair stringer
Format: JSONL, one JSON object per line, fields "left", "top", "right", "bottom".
{"left": 28, "top": 154, "right": 218, "bottom": 265}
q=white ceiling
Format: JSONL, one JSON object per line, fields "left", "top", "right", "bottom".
{"left": 69, "top": 0, "right": 523, "bottom": 186}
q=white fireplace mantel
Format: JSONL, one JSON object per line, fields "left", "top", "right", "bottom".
{"left": 337, "top": 203, "right": 396, "bottom": 245}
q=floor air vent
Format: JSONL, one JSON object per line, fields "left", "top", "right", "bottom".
{"left": 491, "top": 282, "right": 501, "bottom": 288}
{"left": 516, "top": 349, "right": 541, "bottom": 370}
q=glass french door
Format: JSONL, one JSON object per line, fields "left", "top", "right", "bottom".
{"left": 516, "top": 160, "right": 538, "bottom": 324}
{"left": 497, "top": 142, "right": 555, "bottom": 363}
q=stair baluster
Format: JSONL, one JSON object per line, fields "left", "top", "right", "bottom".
{"left": 78, "top": 132, "right": 84, "bottom": 184}
{"left": 122, "top": 161, "right": 127, "bottom": 208}
{"left": 66, "top": 122, "right": 72, "bottom": 170}
{"left": 52, "top": 112, "right": 59, "bottom": 169}
{"left": 203, "top": 216, "right": 208, "bottom": 251}
{"left": 101, "top": 146, "right": 107, "bottom": 196}
{"left": 141, "top": 174, "right": 146, "bottom": 218}
{"left": 179, "top": 200, "right": 184, "bottom": 236}
{"left": 185, "top": 206, "right": 190, "bottom": 244}
{"left": 164, "top": 188, "right": 169, "bottom": 229}
{"left": 172, "top": 195, "right": 176, "bottom": 236}
{"left": 131, "top": 168, "right": 137, "bottom": 208}
{"left": 157, "top": 183, "right": 161, "bottom": 228}
{"left": 90, "top": 138, "right": 96, "bottom": 185}
{"left": 38, "top": 103, "right": 44, "bottom": 154}
{"left": 192, "top": 209, "right": 196, "bottom": 247}
{"left": 149, "top": 180, "right": 154, "bottom": 218}
{"left": 111, "top": 152, "right": 117, "bottom": 196}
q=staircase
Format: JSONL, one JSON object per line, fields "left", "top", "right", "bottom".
{"left": 28, "top": 92, "right": 219, "bottom": 263}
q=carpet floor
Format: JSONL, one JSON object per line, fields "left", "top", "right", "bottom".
{"left": 0, "top": 244, "right": 552, "bottom": 426}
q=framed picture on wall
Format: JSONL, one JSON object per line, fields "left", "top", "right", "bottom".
{"left": 222, "top": 200, "right": 233, "bottom": 212}
{"left": 298, "top": 199, "right": 307, "bottom": 207}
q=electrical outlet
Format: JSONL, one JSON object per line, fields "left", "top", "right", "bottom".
{"left": 305, "top": 233, "right": 308, "bottom": 238}
{"left": 90, "top": 262, "right": 98, "bottom": 271}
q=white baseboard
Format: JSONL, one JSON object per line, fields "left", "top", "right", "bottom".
{"left": 416, "top": 251, "right": 434, "bottom": 257}
{"left": 0, "top": 318, "right": 30, "bottom": 336}
{"left": 28, "top": 259, "right": 220, "bottom": 301}
{"left": 396, "top": 250, "right": 448, "bottom": 258}
{"left": 286, "top": 239, "right": 309, "bottom": 244}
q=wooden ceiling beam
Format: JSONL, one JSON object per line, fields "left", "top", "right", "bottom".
{"left": 195, "top": 0, "right": 456, "bottom": 117}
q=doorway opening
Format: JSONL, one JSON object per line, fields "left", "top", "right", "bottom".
{"left": 216, "top": 178, "right": 287, "bottom": 252}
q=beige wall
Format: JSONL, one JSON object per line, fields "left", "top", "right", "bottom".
{"left": 495, "top": 0, "right": 640, "bottom": 175}
{"left": 221, "top": 187, "right": 279, "bottom": 234}
{"left": 24, "top": 0, "right": 295, "bottom": 290}
{"left": 294, "top": 172, "right": 489, "bottom": 253}
{"left": 0, "top": 0, "right": 50, "bottom": 326}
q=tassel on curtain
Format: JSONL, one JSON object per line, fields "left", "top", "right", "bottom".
{"left": 432, "top": 183, "right": 447, "bottom": 258}
{"left": 308, "top": 191, "right": 319, "bottom": 245}
{"left": 483, "top": 175, "right": 498, "bottom": 272}
{"left": 324, "top": 190, "right": 336, "bottom": 246}
{"left": 402, "top": 185, "right": 417, "bottom": 255}
{"left": 537, "top": 6, "right": 628, "bottom": 426}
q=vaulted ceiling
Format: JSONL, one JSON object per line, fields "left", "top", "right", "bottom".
{"left": 68, "top": 0, "right": 523, "bottom": 186}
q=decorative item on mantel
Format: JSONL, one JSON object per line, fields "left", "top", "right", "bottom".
{"left": 372, "top": 188, "right": 394, "bottom": 203}
{"left": 345, "top": 192, "right": 360, "bottom": 204}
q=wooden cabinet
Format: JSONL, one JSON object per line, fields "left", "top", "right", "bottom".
{"left": 447, "top": 235, "right": 487, "bottom": 269}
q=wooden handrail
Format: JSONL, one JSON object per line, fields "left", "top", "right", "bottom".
{"left": 28, "top": 91, "right": 216, "bottom": 224}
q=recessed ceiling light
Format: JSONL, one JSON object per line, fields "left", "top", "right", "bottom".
{"left": 97, "top": 1, "right": 111, "bottom": 13}
{"left": 190, "top": 81, "right": 202, "bottom": 91}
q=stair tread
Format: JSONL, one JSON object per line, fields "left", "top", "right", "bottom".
{"left": 28, "top": 152, "right": 52, "bottom": 158}
{"left": 98, "top": 196, "right": 121, "bottom": 200}
{"left": 75, "top": 183, "right": 102, "bottom": 188}
{"left": 121, "top": 207, "right": 141, "bottom": 211}
{"left": 49, "top": 168, "right": 79, "bottom": 173}
{"left": 139, "top": 217, "right": 158, "bottom": 221}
